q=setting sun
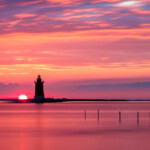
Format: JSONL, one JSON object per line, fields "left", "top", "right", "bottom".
{"left": 19, "top": 95, "right": 28, "bottom": 100}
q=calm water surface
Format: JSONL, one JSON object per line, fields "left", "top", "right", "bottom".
{"left": 0, "top": 101, "right": 150, "bottom": 150}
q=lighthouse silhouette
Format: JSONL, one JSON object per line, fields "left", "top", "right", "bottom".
{"left": 34, "top": 75, "right": 45, "bottom": 102}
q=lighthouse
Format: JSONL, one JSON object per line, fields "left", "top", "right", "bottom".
{"left": 34, "top": 75, "right": 45, "bottom": 102}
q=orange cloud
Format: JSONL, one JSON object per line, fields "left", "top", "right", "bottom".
{"left": 14, "top": 13, "right": 36, "bottom": 18}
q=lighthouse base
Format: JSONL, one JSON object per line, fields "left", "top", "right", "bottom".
{"left": 34, "top": 96, "right": 45, "bottom": 103}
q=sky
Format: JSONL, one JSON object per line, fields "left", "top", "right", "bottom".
{"left": 0, "top": 0, "right": 150, "bottom": 99}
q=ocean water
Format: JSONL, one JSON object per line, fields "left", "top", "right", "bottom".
{"left": 0, "top": 101, "right": 150, "bottom": 150}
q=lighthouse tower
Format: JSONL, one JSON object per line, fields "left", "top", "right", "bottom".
{"left": 34, "top": 75, "right": 45, "bottom": 101}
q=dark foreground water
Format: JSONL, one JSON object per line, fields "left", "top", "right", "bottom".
{"left": 0, "top": 101, "right": 150, "bottom": 150}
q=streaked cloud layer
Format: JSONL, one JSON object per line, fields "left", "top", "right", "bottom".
{"left": 0, "top": 0, "right": 150, "bottom": 34}
{"left": 0, "top": 0, "right": 150, "bottom": 98}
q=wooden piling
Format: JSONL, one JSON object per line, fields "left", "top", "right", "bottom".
{"left": 84, "top": 110, "right": 86, "bottom": 120}
{"left": 137, "top": 112, "right": 139, "bottom": 125}
{"left": 98, "top": 109, "right": 99, "bottom": 121}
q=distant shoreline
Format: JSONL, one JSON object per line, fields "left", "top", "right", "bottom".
{"left": 0, "top": 98, "right": 150, "bottom": 103}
